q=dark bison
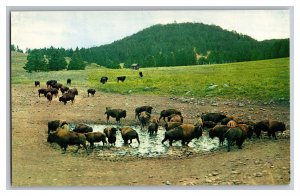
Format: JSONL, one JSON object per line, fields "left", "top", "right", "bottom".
{"left": 135, "top": 106, "right": 153, "bottom": 119}
{"left": 48, "top": 120, "right": 68, "bottom": 134}
{"left": 224, "top": 127, "right": 247, "bottom": 152}
{"left": 38, "top": 88, "right": 47, "bottom": 97}
{"left": 220, "top": 117, "right": 234, "bottom": 125}
{"left": 159, "top": 109, "right": 182, "bottom": 121}
{"left": 139, "top": 71, "right": 143, "bottom": 77}
{"left": 60, "top": 86, "right": 69, "bottom": 94}
{"left": 49, "top": 87, "right": 59, "bottom": 97}
{"left": 254, "top": 120, "right": 286, "bottom": 139}
{"left": 47, "top": 125, "right": 88, "bottom": 154}
{"left": 138, "top": 111, "right": 151, "bottom": 130}
{"left": 68, "top": 88, "right": 78, "bottom": 96}
{"left": 208, "top": 125, "right": 229, "bottom": 146}
{"left": 67, "top": 78, "right": 71, "bottom": 85}
{"left": 117, "top": 76, "right": 126, "bottom": 83}
{"left": 46, "top": 92, "right": 52, "bottom": 102}
{"left": 87, "top": 89, "right": 96, "bottom": 97}
{"left": 201, "top": 112, "right": 227, "bottom": 123}
{"left": 73, "top": 124, "right": 93, "bottom": 133}
{"left": 34, "top": 81, "right": 40, "bottom": 87}
{"left": 46, "top": 80, "right": 57, "bottom": 88}
{"left": 100, "top": 76, "right": 108, "bottom": 84}
{"left": 59, "top": 92, "right": 75, "bottom": 105}
{"left": 148, "top": 121, "right": 159, "bottom": 136}
{"left": 84, "top": 132, "right": 107, "bottom": 148}
{"left": 162, "top": 124, "right": 203, "bottom": 146}
{"left": 104, "top": 127, "right": 117, "bottom": 145}
{"left": 105, "top": 108, "right": 127, "bottom": 123}
{"left": 119, "top": 127, "right": 140, "bottom": 145}
{"left": 203, "top": 121, "right": 217, "bottom": 129}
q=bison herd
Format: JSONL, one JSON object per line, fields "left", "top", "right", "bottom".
{"left": 46, "top": 106, "right": 287, "bottom": 154}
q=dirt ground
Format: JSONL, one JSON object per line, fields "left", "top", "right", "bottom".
{"left": 10, "top": 84, "right": 291, "bottom": 188}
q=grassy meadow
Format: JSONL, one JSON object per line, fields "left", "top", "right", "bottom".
{"left": 11, "top": 51, "right": 290, "bottom": 101}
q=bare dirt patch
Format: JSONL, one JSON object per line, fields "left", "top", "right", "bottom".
{"left": 10, "top": 84, "right": 291, "bottom": 187}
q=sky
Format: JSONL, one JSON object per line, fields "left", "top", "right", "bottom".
{"left": 10, "top": 9, "right": 290, "bottom": 51}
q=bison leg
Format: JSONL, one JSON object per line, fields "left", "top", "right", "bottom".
{"left": 161, "top": 136, "right": 168, "bottom": 144}
{"left": 169, "top": 140, "right": 173, "bottom": 146}
{"left": 136, "top": 135, "right": 140, "bottom": 145}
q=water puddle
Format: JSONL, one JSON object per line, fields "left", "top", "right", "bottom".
{"left": 69, "top": 124, "right": 223, "bottom": 158}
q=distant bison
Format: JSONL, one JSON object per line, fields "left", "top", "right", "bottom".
{"left": 148, "top": 121, "right": 159, "bottom": 136}
{"left": 104, "top": 126, "right": 117, "bottom": 145}
{"left": 139, "top": 71, "right": 143, "bottom": 77}
{"left": 201, "top": 112, "right": 227, "bottom": 123}
{"left": 60, "top": 86, "right": 69, "bottom": 94}
{"left": 135, "top": 106, "right": 153, "bottom": 119}
{"left": 47, "top": 125, "right": 88, "bottom": 154}
{"left": 59, "top": 92, "right": 75, "bottom": 105}
{"left": 100, "top": 76, "right": 108, "bottom": 84}
{"left": 73, "top": 124, "right": 93, "bottom": 133}
{"left": 159, "top": 109, "right": 182, "bottom": 121}
{"left": 48, "top": 120, "right": 68, "bottom": 134}
{"left": 84, "top": 132, "right": 107, "bottom": 148}
{"left": 119, "top": 127, "right": 140, "bottom": 145}
{"left": 224, "top": 127, "right": 247, "bottom": 152}
{"left": 46, "top": 92, "right": 52, "bottom": 102}
{"left": 38, "top": 88, "right": 47, "bottom": 97}
{"left": 46, "top": 80, "right": 57, "bottom": 88}
{"left": 68, "top": 88, "right": 78, "bottom": 95}
{"left": 162, "top": 124, "right": 203, "bottom": 146}
{"left": 105, "top": 107, "right": 127, "bottom": 123}
{"left": 254, "top": 120, "right": 286, "bottom": 139}
{"left": 34, "top": 81, "right": 40, "bottom": 87}
{"left": 117, "top": 76, "right": 126, "bottom": 83}
{"left": 67, "top": 78, "right": 71, "bottom": 85}
{"left": 87, "top": 89, "right": 96, "bottom": 97}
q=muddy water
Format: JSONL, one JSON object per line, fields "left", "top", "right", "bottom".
{"left": 69, "top": 124, "right": 223, "bottom": 158}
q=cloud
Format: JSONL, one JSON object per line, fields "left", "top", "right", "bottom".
{"left": 10, "top": 10, "right": 290, "bottom": 51}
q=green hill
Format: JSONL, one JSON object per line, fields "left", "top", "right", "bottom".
{"left": 78, "top": 22, "right": 289, "bottom": 68}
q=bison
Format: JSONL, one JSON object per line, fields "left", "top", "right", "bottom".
{"left": 138, "top": 111, "right": 151, "bottom": 130}
{"left": 48, "top": 120, "right": 68, "bottom": 134}
{"left": 135, "top": 106, "right": 153, "bottom": 119}
{"left": 84, "top": 132, "right": 107, "bottom": 148}
{"left": 159, "top": 109, "right": 182, "bottom": 121}
{"left": 59, "top": 92, "right": 75, "bottom": 105}
{"left": 68, "top": 88, "right": 78, "bottom": 96}
{"left": 46, "top": 80, "right": 57, "bottom": 88}
{"left": 117, "top": 76, "right": 126, "bottom": 83}
{"left": 139, "top": 71, "right": 143, "bottom": 78}
{"left": 254, "top": 120, "right": 286, "bottom": 139}
{"left": 87, "top": 89, "right": 96, "bottom": 97}
{"left": 224, "top": 127, "right": 247, "bottom": 152}
{"left": 238, "top": 124, "right": 254, "bottom": 139}
{"left": 46, "top": 92, "right": 52, "bottom": 102}
{"left": 47, "top": 125, "right": 88, "bottom": 154}
{"left": 60, "top": 86, "right": 69, "bottom": 94}
{"left": 104, "top": 127, "right": 117, "bottom": 145}
{"left": 34, "top": 81, "right": 40, "bottom": 87}
{"left": 73, "top": 124, "right": 93, "bottom": 133}
{"left": 168, "top": 114, "right": 183, "bottom": 123}
{"left": 67, "top": 78, "right": 71, "bottom": 85}
{"left": 201, "top": 112, "right": 227, "bottom": 123}
{"left": 208, "top": 125, "right": 229, "bottom": 146}
{"left": 162, "top": 124, "right": 203, "bottom": 146}
{"left": 100, "top": 76, "right": 108, "bottom": 84}
{"left": 202, "top": 121, "right": 217, "bottom": 129}
{"left": 38, "top": 88, "right": 47, "bottom": 97}
{"left": 119, "top": 127, "right": 140, "bottom": 145}
{"left": 148, "top": 121, "right": 159, "bottom": 136}
{"left": 105, "top": 107, "right": 127, "bottom": 124}
{"left": 227, "top": 120, "right": 238, "bottom": 128}
{"left": 164, "top": 122, "right": 182, "bottom": 131}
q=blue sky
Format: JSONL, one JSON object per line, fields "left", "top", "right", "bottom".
{"left": 11, "top": 9, "right": 290, "bottom": 51}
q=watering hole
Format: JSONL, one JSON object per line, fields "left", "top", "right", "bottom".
{"left": 69, "top": 124, "right": 224, "bottom": 158}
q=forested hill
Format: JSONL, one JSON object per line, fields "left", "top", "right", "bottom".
{"left": 79, "top": 22, "right": 289, "bottom": 68}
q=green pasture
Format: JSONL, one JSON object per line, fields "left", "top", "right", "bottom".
{"left": 10, "top": 51, "right": 290, "bottom": 101}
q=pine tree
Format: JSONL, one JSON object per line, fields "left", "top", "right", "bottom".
{"left": 48, "top": 48, "right": 67, "bottom": 71}
{"left": 67, "top": 51, "right": 85, "bottom": 70}
{"left": 23, "top": 49, "right": 48, "bottom": 72}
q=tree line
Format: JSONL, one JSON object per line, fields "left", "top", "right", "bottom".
{"left": 15, "top": 22, "right": 289, "bottom": 72}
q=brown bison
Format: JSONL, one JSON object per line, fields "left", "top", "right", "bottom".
{"left": 135, "top": 106, "right": 153, "bottom": 119}
{"left": 47, "top": 125, "right": 88, "bottom": 154}
{"left": 105, "top": 107, "right": 127, "bottom": 123}
{"left": 162, "top": 124, "right": 203, "bottom": 146}
{"left": 46, "top": 92, "right": 52, "bottom": 102}
{"left": 138, "top": 111, "right": 151, "bottom": 130}
{"left": 73, "top": 124, "right": 93, "bottom": 133}
{"left": 104, "top": 127, "right": 117, "bottom": 145}
{"left": 84, "top": 132, "right": 107, "bottom": 148}
{"left": 119, "top": 127, "right": 140, "bottom": 145}
{"left": 254, "top": 120, "right": 286, "bottom": 139}
{"left": 59, "top": 92, "right": 75, "bottom": 105}
{"left": 148, "top": 121, "right": 159, "bottom": 136}
{"left": 159, "top": 109, "right": 182, "bottom": 121}
{"left": 168, "top": 114, "right": 184, "bottom": 123}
